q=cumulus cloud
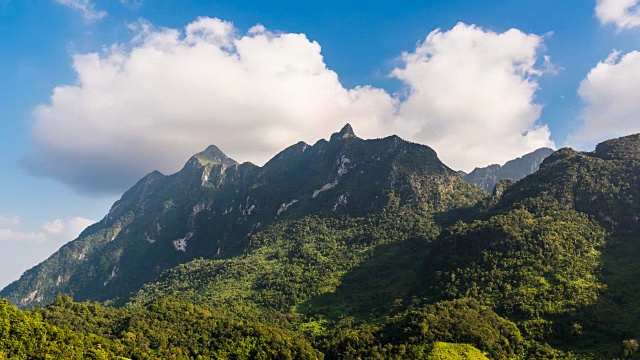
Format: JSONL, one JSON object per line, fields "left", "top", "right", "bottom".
{"left": 595, "top": 0, "right": 640, "bottom": 30}
{"left": 0, "top": 216, "right": 94, "bottom": 243}
{"left": 54, "top": 0, "right": 107, "bottom": 22}
{"left": 27, "top": 17, "right": 396, "bottom": 193}
{"left": 569, "top": 50, "right": 640, "bottom": 148}
{"left": 391, "top": 23, "right": 554, "bottom": 171}
{"left": 27, "top": 18, "right": 554, "bottom": 193}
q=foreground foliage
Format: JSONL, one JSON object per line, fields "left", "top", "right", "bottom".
{"left": 1, "top": 295, "right": 324, "bottom": 359}
{"left": 0, "top": 298, "right": 115, "bottom": 359}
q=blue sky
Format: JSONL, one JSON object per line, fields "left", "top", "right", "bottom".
{"left": 1, "top": 0, "right": 640, "bottom": 288}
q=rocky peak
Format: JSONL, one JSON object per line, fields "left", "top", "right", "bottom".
{"left": 330, "top": 123, "right": 357, "bottom": 142}
{"left": 194, "top": 145, "right": 237, "bottom": 167}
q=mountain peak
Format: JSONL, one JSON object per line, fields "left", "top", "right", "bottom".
{"left": 339, "top": 123, "right": 355, "bottom": 137}
{"left": 193, "top": 145, "right": 236, "bottom": 166}
{"left": 330, "top": 123, "right": 357, "bottom": 142}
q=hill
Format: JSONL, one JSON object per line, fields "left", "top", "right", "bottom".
{"left": 3, "top": 130, "right": 640, "bottom": 359}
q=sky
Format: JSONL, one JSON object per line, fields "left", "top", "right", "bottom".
{"left": 1, "top": 0, "right": 640, "bottom": 288}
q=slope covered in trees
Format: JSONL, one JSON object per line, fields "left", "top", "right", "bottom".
{"left": 0, "top": 298, "right": 116, "bottom": 359}
{"left": 1, "top": 125, "right": 484, "bottom": 309}
{"left": 2, "top": 131, "right": 640, "bottom": 359}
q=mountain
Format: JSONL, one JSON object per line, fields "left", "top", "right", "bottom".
{"left": 3, "top": 130, "right": 640, "bottom": 359}
{"left": 495, "top": 134, "right": 640, "bottom": 232}
{"left": 463, "top": 147, "right": 554, "bottom": 192}
{"left": 1, "top": 124, "right": 484, "bottom": 309}
{"left": 424, "top": 134, "right": 640, "bottom": 358}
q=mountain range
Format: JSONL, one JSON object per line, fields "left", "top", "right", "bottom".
{"left": 460, "top": 147, "right": 554, "bottom": 193}
{"left": 1, "top": 124, "right": 483, "bottom": 308}
{"left": 2, "top": 126, "right": 640, "bottom": 359}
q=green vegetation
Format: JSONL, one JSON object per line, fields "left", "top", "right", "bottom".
{"left": 2, "top": 131, "right": 640, "bottom": 359}
{"left": 315, "top": 298, "right": 520, "bottom": 359}
{"left": 0, "top": 295, "right": 321, "bottom": 359}
{"left": 1, "top": 126, "right": 484, "bottom": 309}
{"left": 426, "top": 342, "right": 489, "bottom": 360}
{"left": 131, "top": 208, "right": 439, "bottom": 323}
{"left": 34, "top": 295, "right": 321, "bottom": 359}
{"left": 0, "top": 298, "right": 115, "bottom": 359}
{"left": 427, "top": 198, "right": 607, "bottom": 321}
{"left": 496, "top": 134, "right": 640, "bottom": 232}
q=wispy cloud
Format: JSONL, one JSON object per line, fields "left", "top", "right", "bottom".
{"left": 53, "top": 0, "right": 107, "bottom": 22}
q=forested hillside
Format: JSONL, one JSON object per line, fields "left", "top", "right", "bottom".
{"left": 2, "top": 130, "right": 640, "bottom": 359}
{"left": 1, "top": 125, "right": 484, "bottom": 309}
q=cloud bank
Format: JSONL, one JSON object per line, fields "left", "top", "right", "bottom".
{"left": 569, "top": 51, "right": 640, "bottom": 148}
{"left": 0, "top": 216, "right": 94, "bottom": 243}
{"left": 53, "top": 0, "right": 107, "bottom": 22}
{"left": 595, "top": 0, "right": 640, "bottom": 30}
{"left": 28, "top": 18, "right": 554, "bottom": 193}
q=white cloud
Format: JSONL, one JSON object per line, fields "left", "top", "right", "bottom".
{"left": 54, "top": 0, "right": 107, "bottom": 22}
{"left": 42, "top": 219, "right": 65, "bottom": 234}
{"left": 391, "top": 23, "right": 554, "bottom": 171}
{"left": 27, "top": 19, "right": 554, "bottom": 193}
{"left": 569, "top": 50, "right": 640, "bottom": 148}
{"left": 27, "top": 17, "right": 396, "bottom": 192}
{"left": 0, "top": 217, "right": 94, "bottom": 243}
{"left": 596, "top": 0, "right": 640, "bottom": 30}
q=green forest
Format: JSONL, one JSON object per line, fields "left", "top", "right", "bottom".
{"left": 1, "top": 133, "right": 639, "bottom": 359}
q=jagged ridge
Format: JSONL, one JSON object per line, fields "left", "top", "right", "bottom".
{"left": 1, "top": 125, "right": 484, "bottom": 308}
{"left": 462, "top": 147, "right": 554, "bottom": 192}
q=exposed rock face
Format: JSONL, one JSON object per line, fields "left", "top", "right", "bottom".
{"left": 1, "top": 124, "right": 484, "bottom": 308}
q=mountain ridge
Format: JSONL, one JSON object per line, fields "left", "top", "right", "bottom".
{"left": 3, "top": 130, "right": 640, "bottom": 359}
{"left": 462, "top": 147, "right": 554, "bottom": 192}
{"left": 1, "top": 124, "right": 484, "bottom": 308}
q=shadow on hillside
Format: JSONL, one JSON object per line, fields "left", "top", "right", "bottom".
{"left": 551, "top": 233, "right": 640, "bottom": 358}
{"left": 433, "top": 197, "right": 494, "bottom": 229}
{"left": 297, "top": 237, "right": 432, "bottom": 323}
